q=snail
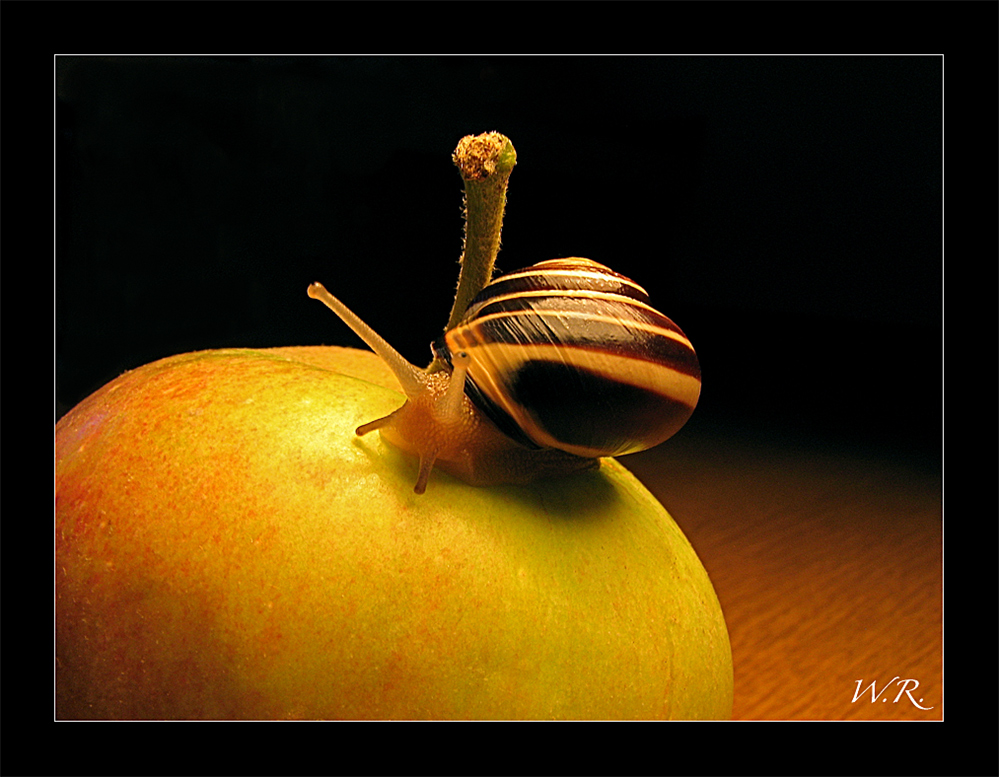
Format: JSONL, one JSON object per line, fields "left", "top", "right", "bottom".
{"left": 308, "top": 258, "right": 701, "bottom": 494}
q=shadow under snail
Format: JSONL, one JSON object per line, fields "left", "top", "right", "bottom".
{"left": 308, "top": 257, "right": 701, "bottom": 494}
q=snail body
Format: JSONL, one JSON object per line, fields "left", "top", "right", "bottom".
{"left": 309, "top": 258, "right": 700, "bottom": 494}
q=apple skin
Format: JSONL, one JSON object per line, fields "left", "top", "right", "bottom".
{"left": 56, "top": 346, "right": 732, "bottom": 719}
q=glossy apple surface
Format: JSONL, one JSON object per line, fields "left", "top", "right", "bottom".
{"left": 56, "top": 346, "right": 732, "bottom": 719}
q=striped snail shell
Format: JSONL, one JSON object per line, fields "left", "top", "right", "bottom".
{"left": 308, "top": 257, "right": 700, "bottom": 494}
{"left": 434, "top": 258, "right": 701, "bottom": 459}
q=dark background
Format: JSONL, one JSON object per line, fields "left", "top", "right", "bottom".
{"left": 56, "top": 56, "right": 942, "bottom": 465}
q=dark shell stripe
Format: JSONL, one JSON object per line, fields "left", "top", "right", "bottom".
{"left": 464, "top": 265, "right": 649, "bottom": 318}
{"left": 452, "top": 341, "right": 701, "bottom": 410}
{"left": 467, "top": 289, "right": 673, "bottom": 325}
{"left": 502, "top": 361, "right": 698, "bottom": 457}
{"left": 475, "top": 268, "right": 648, "bottom": 299}
{"left": 457, "top": 345, "right": 700, "bottom": 457}
{"left": 466, "top": 294, "right": 690, "bottom": 340}
{"left": 482, "top": 261, "right": 644, "bottom": 287}
{"left": 504, "top": 258, "right": 641, "bottom": 287}
{"left": 448, "top": 306, "right": 699, "bottom": 378}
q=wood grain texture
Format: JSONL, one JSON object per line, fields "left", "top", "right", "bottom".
{"left": 624, "top": 428, "right": 942, "bottom": 720}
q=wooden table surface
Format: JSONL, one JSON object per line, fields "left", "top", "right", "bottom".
{"left": 623, "top": 424, "right": 942, "bottom": 721}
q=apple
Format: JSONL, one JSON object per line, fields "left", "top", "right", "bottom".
{"left": 56, "top": 345, "right": 732, "bottom": 719}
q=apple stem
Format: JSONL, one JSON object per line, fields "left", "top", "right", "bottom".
{"left": 427, "top": 132, "right": 517, "bottom": 372}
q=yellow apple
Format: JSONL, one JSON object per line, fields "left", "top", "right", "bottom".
{"left": 55, "top": 346, "right": 732, "bottom": 719}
